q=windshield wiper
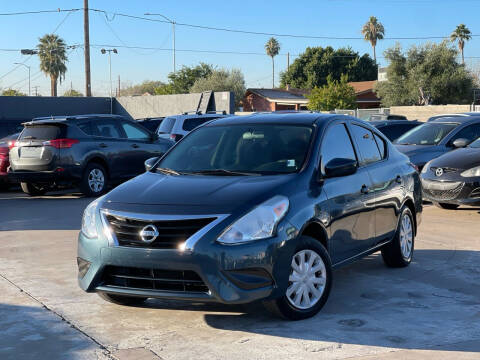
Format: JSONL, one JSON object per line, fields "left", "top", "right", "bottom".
{"left": 156, "top": 167, "right": 180, "bottom": 176}
{"left": 189, "top": 169, "right": 259, "bottom": 176}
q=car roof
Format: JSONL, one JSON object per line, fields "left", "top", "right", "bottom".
{"left": 165, "top": 113, "right": 228, "bottom": 121}
{"left": 207, "top": 112, "right": 339, "bottom": 126}
{"left": 429, "top": 116, "right": 480, "bottom": 124}
{"left": 29, "top": 114, "right": 125, "bottom": 124}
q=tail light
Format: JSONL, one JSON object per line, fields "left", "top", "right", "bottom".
{"left": 43, "top": 138, "right": 79, "bottom": 149}
{"left": 8, "top": 140, "right": 16, "bottom": 150}
{"left": 170, "top": 134, "right": 183, "bottom": 142}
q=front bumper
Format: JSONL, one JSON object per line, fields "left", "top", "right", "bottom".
{"left": 421, "top": 177, "right": 480, "bottom": 205}
{"left": 78, "top": 212, "right": 297, "bottom": 304}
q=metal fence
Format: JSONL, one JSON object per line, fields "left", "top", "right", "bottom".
{"left": 334, "top": 108, "right": 390, "bottom": 120}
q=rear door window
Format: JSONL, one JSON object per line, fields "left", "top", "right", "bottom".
{"left": 77, "top": 121, "right": 96, "bottom": 136}
{"left": 157, "top": 117, "right": 176, "bottom": 134}
{"left": 19, "top": 125, "right": 63, "bottom": 140}
{"left": 350, "top": 124, "right": 382, "bottom": 166}
{"left": 94, "top": 120, "right": 123, "bottom": 139}
{"left": 374, "top": 133, "right": 387, "bottom": 159}
{"left": 121, "top": 122, "right": 150, "bottom": 140}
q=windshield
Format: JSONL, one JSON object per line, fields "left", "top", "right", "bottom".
{"left": 394, "top": 123, "right": 458, "bottom": 145}
{"left": 157, "top": 124, "right": 313, "bottom": 175}
{"left": 469, "top": 137, "right": 480, "bottom": 148}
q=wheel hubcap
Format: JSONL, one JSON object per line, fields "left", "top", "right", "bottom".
{"left": 400, "top": 213, "right": 413, "bottom": 259}
{"left": 286, "top": 249, "right": 327, "bottom": 310}
{"left": 88, "top": 168, "right": 105, "bottom": 193}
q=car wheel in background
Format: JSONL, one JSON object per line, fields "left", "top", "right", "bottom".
{"left": 381, "top": 206, "right": 414, "bottom": 268}
{"left": 264, "top": 236, "right": 332, "bottom": 320}
{"left": 98, "top": 292, "right": 147, "bottom": 306}
{"left": 20, "top": 182, "right": 47, "bottom": 196}
{"left": 434, "top": 202, "right": 460, "bottom": 210}
{"left": 81, "top": 163, "right": 108, "bottom": 197}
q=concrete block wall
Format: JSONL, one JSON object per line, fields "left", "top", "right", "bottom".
{"left": 390, "top": 105, "right": 473, "bottom": 122}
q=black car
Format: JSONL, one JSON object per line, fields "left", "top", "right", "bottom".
{"left": 369, "top": 114, "right": 408, "bottom": 121}
{"left": 371, "top": 120, "right": 422, "bottom": 142}
{"left": 421, "top": 136, "right": 480, "bottom": 209}
{"left": 78, "top": 112, "right": 422, "bottom": 320}
{"left": 9, "top": 114, "right": 174, "bottom": 196}
{"left": 136, "top": 117, "right": 164, "bottom": 132}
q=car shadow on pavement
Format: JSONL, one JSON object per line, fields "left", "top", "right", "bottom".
{"left": 199, "top": 249, "right": 480, "bottom": 352}
{"left": 0, "top": 303, "right": 99, "bottom": 360}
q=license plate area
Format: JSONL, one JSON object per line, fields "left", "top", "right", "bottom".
{"left": 20, "top": 147, "right": 42, "bottom": 158}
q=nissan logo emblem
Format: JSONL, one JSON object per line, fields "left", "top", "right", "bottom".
{"left": 139, "top": 224, "right": 159, "bottom": 243}
{"left": 435, "top": 168, "right": 444, "bottom": 177}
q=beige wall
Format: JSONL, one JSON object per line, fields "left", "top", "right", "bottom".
{"left": 390, "top": 105, "right": 474, "bottom": 122}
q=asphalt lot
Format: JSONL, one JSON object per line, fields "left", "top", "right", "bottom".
{"left": 0, "top": 190, "right": 479, "bottom": 360}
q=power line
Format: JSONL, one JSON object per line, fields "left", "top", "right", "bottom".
{"left": 0, "top": 8, "right": 81, "bottom": 16}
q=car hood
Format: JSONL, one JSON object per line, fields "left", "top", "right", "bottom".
{"left": 394, "top": 144, "right": 445, "bottom": 166}
{"left": 103, "top": 171, "right": 294, "bottom": 213}
{"left": 429, "top": 147, "right": 480, "bottom": 170}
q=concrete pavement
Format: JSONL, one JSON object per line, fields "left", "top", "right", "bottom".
{"left": 0, "top": 191, "right": 479, "bottom": 359}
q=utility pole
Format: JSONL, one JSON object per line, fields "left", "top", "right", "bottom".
{"left": 117, "top": 75, "right": 121, "bottom": 97}
{"left": 84, "top": 0, "right": 92, "bottom": 96}
{"left": 33, "top": 86, "right": 39, "bottom": 96}
{"left": 287, "top": 52, "right": 290, "bottom": 71}
{"left": 144, "top": 12, "right": 176, "bottom": 73}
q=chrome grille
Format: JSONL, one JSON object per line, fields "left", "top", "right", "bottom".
{"left": 470, "top": 188, "right": 480, "bottom": 199}
{"left": 102, "top": 266, "right": 209, "bottom": 293}
{"left": 105, "top": 213, "right": 216, "bottom": 249}
{"left": 422, "top": 179, "right": 464, "bottom": 201}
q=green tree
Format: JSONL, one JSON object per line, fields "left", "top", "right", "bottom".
{"left": 280, "top": 47, "right": 376, "bottom": 89}
{"left": 120, "top": 80, "right": 165, "bottom": 96}
{"left": 451, "top": 24, "right": 471, "bottom": 64}
{"left": 375, "top": 41, "right": 474, "bottom": 106}
{"left": 63, "top": 89, "right": 83, "bottom": 97}
{"left": 190, "top": 68, "right": 246, "bottom": 108}
{"left": 307, "top": 74, "right": 356, "bottom": 111}
{"left": 38, "top": 34, "right": 68, "bottom": 97}
{"left": 361, "top": 16, "right": 385, "bottom": 63}
{"left": 165, "top": 63, "right": 214, "bottom": 94}
{"left": 1, "top": 88, "right": 26, "bottom": 96}
{"left": 265, "top": 37, "right": 280, "bottom": 88}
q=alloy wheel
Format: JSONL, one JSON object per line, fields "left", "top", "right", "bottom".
{"left": 88, "top": 168, "right": 105, "bottom": 193}
{"left": 286, "top": 249, "right": 327, "bottom": 310}
{"left": 399, "top": 213, "right": 413, "bottom": 259}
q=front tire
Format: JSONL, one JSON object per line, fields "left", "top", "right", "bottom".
{"left": 20, "top": 182, "right": 47, "bottom": 196}
{"left": 98, "top": 292, "right": 147, "bottom": 306}
{"left": 264, "top": 236, "right": 332, "bottom": 320}
{"left": 80, "top": 163, "right": 108, "bottom": 197}
{"left": 434, "top": 202, "right": 460, "bottom": 210}
{"left": 381, "top": 206, "right": 415, "bottom": 268}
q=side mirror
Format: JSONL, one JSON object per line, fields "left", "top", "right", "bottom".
{"left": 144, "top": 157, "right": 160, "bottom": 172}
{"left": 452, "top": 138, "right": 469, "bottom": 148}
{"left": 324, "top": 158, "right": 358, "bottom": 178}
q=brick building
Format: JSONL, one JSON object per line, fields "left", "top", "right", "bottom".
{"left": 348, "top": 81, "right": 381, "bottom": 109}
{"left": 242, "top": 88, "right": 309, "bottom": 112}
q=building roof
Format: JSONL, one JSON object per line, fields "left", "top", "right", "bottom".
{"left": 246, "top": 88, "right": 308, "bottom": 104}
{"left": 348, "top": 81, "right": 377, "bottom": 95}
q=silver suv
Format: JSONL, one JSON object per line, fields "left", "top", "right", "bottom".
{"left": 156, "top": 111, "right": 230, "bottom": 142}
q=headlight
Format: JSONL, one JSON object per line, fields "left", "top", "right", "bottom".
{"left": 81, "top": 198, "right": 101, "bottom": 238}
{"left": 461, "top": 166, "right": 480, "bottom": 177}
{"left": 217, "top": 195, "right": 289, "bottom": 244}
{"left": 421, "top": 162, "right": 430, "bottom": 174}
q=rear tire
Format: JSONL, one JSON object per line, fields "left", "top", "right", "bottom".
{"left": 263, "top": 236, "right": 332, "bottom": 320}
{"left": 381, "top": 206, "right": 414, "bottom": 268}
{"left": 80, "top": 163, "right": 108, "bottom": 197}
{"left": 434, "top": 202, "right": 460, "bottom": 210}
{"left": 20, "top": 182, "right": 47, "bottom": 196}
{"left": 98, "top": 292, "right": 147, "bottom": 306}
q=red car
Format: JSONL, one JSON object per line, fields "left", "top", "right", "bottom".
{"left": 0, "top": 133, "right": 19, "bottom": 190}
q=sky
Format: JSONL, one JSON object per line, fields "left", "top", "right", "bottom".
{"left": 1, "top": 0, "right": 480, "bottom": 96}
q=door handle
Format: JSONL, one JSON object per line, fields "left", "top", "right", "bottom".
{"left": 99, "top": 143, "right": 108, "bottom": 148}
{"left": 361, "top": 184, "right": 370, "bottom": 194}
{"left": 395, "top": 175, "right": 402, "bottom": 184}
{"left": 131, "top": 144, "right": 139, "bottom": 149}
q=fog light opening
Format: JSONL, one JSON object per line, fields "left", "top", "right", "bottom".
{"left": 77, "top": 257, "right": 91, "bottom": 278}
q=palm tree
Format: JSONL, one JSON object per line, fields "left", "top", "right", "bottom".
{"left": 265, "top": 37, "right": 280, "bottom": 88}
{"left": 451, "top": 24, "right": 471, "bottom": 64}
{"left": 361, "top": 16, "right": 385, "bottom": 63}
{"left": 38, "top": 34, "right": 68, "bottom": 96}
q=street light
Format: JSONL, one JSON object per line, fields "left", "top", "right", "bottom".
{"left": 14, "top": 63, "right": 31, "bottom": 96}
{"left": 101, "top": 48, "right": 118, "bottom": 113}
{"left": 144, "top": 12, "right": 176, "bottom": 73}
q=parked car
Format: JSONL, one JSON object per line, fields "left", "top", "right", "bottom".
{"left": 368, "top": 114, "right": 408, "bottom": 121}
{"left": 426, "top": 112, "right": 480, "bottom": 122}
{"left": 8, "top": 114, "right": 174, "bottom": 197}
{"left": 136, "top": 117, "right": 164, "bottom": 133}
{"left": 157, "top": 111, "right": 230, "bottom": 142}
{"left": 0, "top": 132, "right": 19, "bottom": 190}
{"left": 78, "top": 112, "right": 422, "bottom": 320}
{"left": 421, "top": 136, "right": 480, "bottom": 209}
{"left": 371, "top": 120, "right": 422, "bottom": 142}
{"left": 394, "top": 116, "right": 480, "bottom": 170}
